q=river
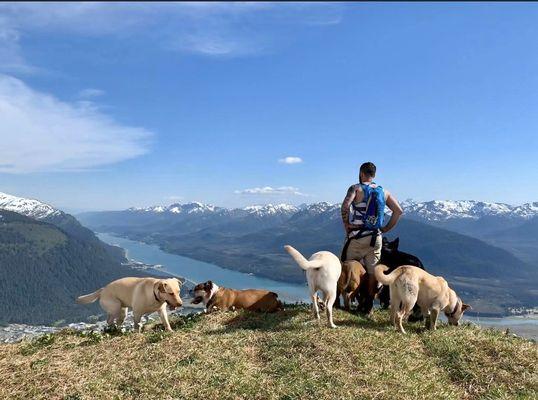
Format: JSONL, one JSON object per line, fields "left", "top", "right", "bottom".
{"left": 98, "top": 233, "right": 538, "bottom": 340}
{"left": 98, "top": 232, "right": 310, "bottom": 303}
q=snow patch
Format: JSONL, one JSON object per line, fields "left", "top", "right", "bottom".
{"left": 0, "top": 192, "right": 62, "bottom": 220}
{"left": 402, "top": 199, "right": 538, "bottom": 221}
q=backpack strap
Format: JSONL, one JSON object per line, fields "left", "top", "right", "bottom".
{"left": 369, "top": 229, "right": 380, "bottom": 247}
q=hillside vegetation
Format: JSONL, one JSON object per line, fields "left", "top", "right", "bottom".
{"left": 1, "top": 307, "right": 536, "bottom": 400}
{"left": 0, "top": 210, "right": 149, "bottom": 325}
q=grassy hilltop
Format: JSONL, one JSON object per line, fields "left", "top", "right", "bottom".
{"left": 0, "top": 307, "right": 536, "bottom": 400}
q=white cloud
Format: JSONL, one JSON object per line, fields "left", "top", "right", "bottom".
{"left": 278, "top": 156, "right": 303, "bottom": 164}
{"left": 0, "top": 3, "right": 343, "bottom": 62}
{"left": 78, "top": 88, "right": 105, "bottom": 99}
{"left": 235, "top": 186, "right": 307, "bottom": 196}
{"left": 0, "top": 74, "right": 152, "bottom": 173}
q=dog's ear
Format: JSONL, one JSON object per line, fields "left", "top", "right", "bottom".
{"left": 204, "top": 281, "right": 213, "bottom": 291}
{"left": 393, "top": 237, "right": 400, "bottom": 250}
{"left": 462, "top": 303, "right": 472, "bottom": 311}
{"left": 174, "top": 277, "right": 182, "bottom": 287}
{"left": 158, "top": 282, "right": 166, "bottom": 293}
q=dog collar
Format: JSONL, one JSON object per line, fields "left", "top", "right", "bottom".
{"left": 154, "top": 290, "right": 162, "bottom": 303}
{"left": 447, "top": 297, "right": 461, "bottom": 318}
{"left": 205, "top": 286, "right": 221, "bottom": 309}
{"left": 205, "top": 284, "right": 220, "bottom": 305}
{"left": 206, "top": 292, "right": 217, "bottom": 308}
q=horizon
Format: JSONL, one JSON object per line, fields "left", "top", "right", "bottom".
{"left": 1, "top": 3, "right": 538, "bottom": 210}
{"left": 1, "top": 190, "right": 536, "bottom": 214}
{"left": 82, "top": 197, "right": 538, "bottom": 214}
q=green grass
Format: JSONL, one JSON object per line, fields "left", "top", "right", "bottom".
{"left": 0, "top": 307, "right": 536, "bottom": 400}
{"left": 19, "top": 333, "right": 56, "bottom": 356}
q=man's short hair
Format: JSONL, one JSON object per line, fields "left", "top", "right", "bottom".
{"left": 360, "top": 162, "right": 376, "bottom": 178}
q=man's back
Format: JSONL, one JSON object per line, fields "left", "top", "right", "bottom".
{"left": 341, "top": 182, "right": 402, "bottom": 236}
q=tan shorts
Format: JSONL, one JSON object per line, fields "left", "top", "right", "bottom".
{"left": 344, "top": 234, "right": 382, "bottom": 274}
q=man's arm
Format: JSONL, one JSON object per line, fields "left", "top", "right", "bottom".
{"left": 341, "top": 185, "right": 356, "bottom": 234}
{"left": 381, "top": 190, "right": 403, "bottom": 234}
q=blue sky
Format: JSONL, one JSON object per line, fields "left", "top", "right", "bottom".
{"left": 1, "top": 3, "right": 537, "bottom": 211}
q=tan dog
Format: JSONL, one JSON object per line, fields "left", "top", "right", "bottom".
{"left": 375, "top": 265, "right": 471, "bottom": 333}
{"left": 76, "top": 277, "right": 183, "bottom": 332}
{"left": 336, "top": 260, "right": 366, "bottom": 311}
{"left": 191, "top": 281, "right": 282, "bottom": 312}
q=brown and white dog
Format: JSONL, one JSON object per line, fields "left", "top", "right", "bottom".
{"left": 76, "top": 277, "right": 183, "bottom": 332}
{"left": 191, "top": 281, "right": 282, "bottom": 313}
{"left": 335, "top": 260, "right": 366, "bottom": 311}
{"left": 375, "top": 265, "right": 471, "bottom": 333}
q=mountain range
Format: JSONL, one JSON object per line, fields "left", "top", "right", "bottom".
{"left": 401, "top": 199, "right": 538, "bottom": 221}
{"left": 401, "top": 199, "right": 538, "bottom": 264}
{"left": 78, "top": 199, "right": 538, "bottom": 315}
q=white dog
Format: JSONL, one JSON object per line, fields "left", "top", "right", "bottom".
{"left": 284, "top": 245, "right": 341, "bottom": 328}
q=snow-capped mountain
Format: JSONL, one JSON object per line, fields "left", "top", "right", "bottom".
{"left": 0, "top": 192, "right": 126, "bottom": 260}
{"left": 129, "top": 202, "right": 224, "bottom": 215}
{"left": 127, "top": 202, "right": 302, "bottom": 218}
{"left": 401, "top": 199, "right": 538, "bottom": 221}
{"left": 301, "top": 202, "right": 339, "bottom": 215}
{"left": 0, "top": 192, "right": 62, "bottom": 220}
{"left": 170, "top": 202, "right": 222, "bottom": 214}
{"left": 512, "top": 202, "right": 538, "bottom": 219}
{"left": 243, "top": 204, "right": 299, "bottom": 216}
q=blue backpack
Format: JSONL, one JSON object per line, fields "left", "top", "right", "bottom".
{"left": 358, "top": 183, "right": 385, "bottom": 230}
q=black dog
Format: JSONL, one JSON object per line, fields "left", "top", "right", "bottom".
{"left": 379, "top": 237, "right": 425, "bottom": 320}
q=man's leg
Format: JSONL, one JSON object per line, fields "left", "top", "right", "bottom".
{"left": 346, "top": 236, "right": 373, "bottom": 314}
{"left": 362, "top": 235, "right": 382, "bottom": 315}
{"left": 345, "top": 237, "right": 368, "bottom": 266}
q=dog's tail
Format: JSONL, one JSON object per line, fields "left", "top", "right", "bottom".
{"left": 284, "top": 245, "right": 324, "bottom": 270}
{"left": 76, "top": 288, "right": 103, "bottom": 304}
{"left": 374, "top": 265, "right": 403, "bottom": 286}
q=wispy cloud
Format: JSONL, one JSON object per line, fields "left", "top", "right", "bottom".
{"left": 0, "top": 3, "right": 344, "bottom": 63}
{"left": 0, "top": 74, "right": 152, "bottom": 173}
{"left": 235, "top": 186, "right": 307, "bottom": 196}
{"left": 0, "top": 17, "right": 39, "bottom": 74}
{"left": 78, "top": 88, "right": 105, "bottom": 99}
{"left": 278, "top": 156, "right": 303, "bottom": 164}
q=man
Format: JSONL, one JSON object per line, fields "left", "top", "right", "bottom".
{"left": 340, "top": 162, "right": 403, "bottom": 314}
